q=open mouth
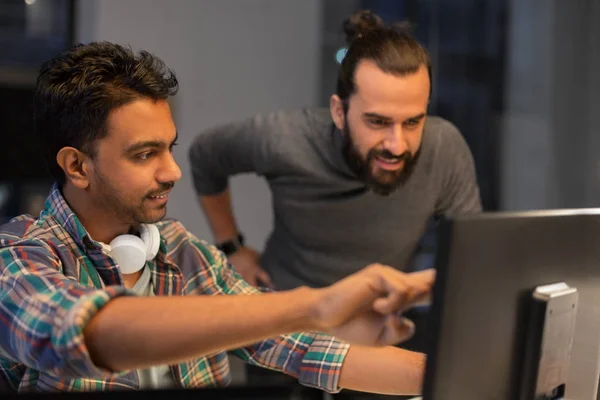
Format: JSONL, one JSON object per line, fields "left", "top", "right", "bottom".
{"left": 148, "top": 193, "right": 169, "bottom": 199}
{"left": 376, "top": 155, "right": 402, "bottom": 164}
{"left": 148, "top": 190, "right": 170, "bottom": 200}
{"left": 374, "top": 155, "right": 405, "bottom": 170}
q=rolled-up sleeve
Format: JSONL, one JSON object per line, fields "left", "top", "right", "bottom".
{"left": 188, "top": 234, "right": 350, "bottom": 393}
{"left": 0, "top": 239, "right": 135, "bottom": 379}
{"left": 232, "top": 332, "right": 349, "bottom": 393}
{"left": 295, "top": 333, "right": 349, "bottom": 392}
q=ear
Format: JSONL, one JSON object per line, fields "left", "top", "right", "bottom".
{"left": 329, "top": 94, "right": 346, "bottom": 131}
{"left": 56, "top": 147, "right": 92, "bottom": 189}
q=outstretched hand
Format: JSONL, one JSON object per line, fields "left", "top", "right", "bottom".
{"left": 312, "top": 265, "right": 435, "bottom": 346}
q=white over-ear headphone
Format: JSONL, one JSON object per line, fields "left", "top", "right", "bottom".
{"left": 103, "top": 224, "right": 160, "bottom": 274}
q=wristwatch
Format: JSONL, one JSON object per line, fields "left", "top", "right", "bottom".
{"left": 216, "top": 233, "right": 245, "bottom": 256}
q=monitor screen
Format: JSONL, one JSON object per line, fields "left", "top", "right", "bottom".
{"left": 423, "top": 209, "right": 600, "bottom": 399}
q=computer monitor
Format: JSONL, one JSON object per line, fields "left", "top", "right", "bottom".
{"left": 423, "top": 209, "right": 600, "bottom": 399}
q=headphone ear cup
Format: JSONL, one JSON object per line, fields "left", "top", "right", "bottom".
{"left": 109, "top": 234, "right": 147, "bottom": 274}
{"left": 139, "top": 224, "right": 160, "bottom": 261}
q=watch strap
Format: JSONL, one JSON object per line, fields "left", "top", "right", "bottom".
{"left": 216, "top": 233, "right": 245, "bottom": 256}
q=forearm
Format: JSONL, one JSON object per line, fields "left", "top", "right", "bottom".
{"left": 199, "top": 190, "right": 239, "bottom": 243}
{"left": 338, "top": 345, "right": 426, "bottom": 395}
{"left": 84, "top": 287, "right": 320, "bottom": 372}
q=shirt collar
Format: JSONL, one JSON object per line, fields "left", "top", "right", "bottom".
{"left": 44, "top": 182, "right": 98, "bottom": 249}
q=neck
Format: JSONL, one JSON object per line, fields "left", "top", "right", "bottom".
{"left": 62, "top": 183, "right": 132, "bottom": 244}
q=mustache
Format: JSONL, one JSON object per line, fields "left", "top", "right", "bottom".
{"left": 146, "top": 182, "right": 175, "bottom": 197}
{"left": 372, "top": 150, "right": 412, "bottom": 162}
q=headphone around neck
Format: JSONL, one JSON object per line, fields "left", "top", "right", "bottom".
{"left": 102, "top": 224, "right": 160, "bottom": 274}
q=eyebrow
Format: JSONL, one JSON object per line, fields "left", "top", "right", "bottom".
{"left": 363, "top": 112, "right": 393, "bottom": 122}
{"left": 405, "top": 113, "right": 426, "bottom": 122}
{"left": 362, "top": 112, "right": 426, "bottom": 123}
{"left": 123, "top": 131, "right": 179, "bottom": 155}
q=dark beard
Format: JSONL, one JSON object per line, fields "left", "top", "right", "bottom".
{"left": 93, "top": 167, "right": 174, "bottom": 224}
{"left": 342, "top": 123, "right": 419, "bottom": 196}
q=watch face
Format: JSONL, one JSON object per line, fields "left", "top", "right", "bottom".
{"left": 217, "top": 235, "right": 244, "bottom": 255}
{"left": 222, "top": 243, "right": 237, "bottom": 255}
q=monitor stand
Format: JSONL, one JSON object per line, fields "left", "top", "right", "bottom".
{"left": 519, "top": 282, "right": 578, "bottom": 400}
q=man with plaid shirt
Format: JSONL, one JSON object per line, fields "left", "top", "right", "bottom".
{"left": 0, "top": 42, "right": 432, "bottom": 396}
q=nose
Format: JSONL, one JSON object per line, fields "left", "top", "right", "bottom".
{"left": 157, "top": 152, "right": 182, "bottom": 184}
{"left": 383, "top": 124, "right": 408, "bottom": 155}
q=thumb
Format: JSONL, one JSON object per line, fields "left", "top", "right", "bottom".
{"left": 257, "top": 268, "right": 274, "bottom": 289}
{"left": 372, "top": 290, "right": 408, "bottom": 315}
{"left": 378, "top": 314, "right": 416, "bottom": 346}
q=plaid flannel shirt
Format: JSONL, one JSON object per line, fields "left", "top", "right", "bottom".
{"left": 0, "top": 183, "right": 349, "bottom": 393}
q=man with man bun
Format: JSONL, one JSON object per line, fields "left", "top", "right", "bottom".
{"left": 190, "top": 10, "right": 481, "bottom": 399}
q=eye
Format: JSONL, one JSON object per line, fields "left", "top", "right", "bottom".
{"left": 169, "top": 141, "right": 179, "bottom": 152}
{"left": 137, "top": 151, "right": 155, "bottom": 161}
{"left": 403, "top": 119, "right": 421, "bottom": 129}
{"left": 367, "top": 118, "right": 390, "bottom": 128}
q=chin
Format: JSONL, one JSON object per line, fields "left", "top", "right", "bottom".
{"left": 371, "top": 169, "right": 402, "bottom": 183}
{"left": 138, "top": 210, "right": 167, "bottom": 224}
{"left": 367, "top": 175, "right": 405, "bottom": 196}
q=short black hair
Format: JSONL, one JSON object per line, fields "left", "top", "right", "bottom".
{"left": 34, "top": 41, "right": 179, "bottom": 184}
{"left": 336, "top": 10, "right": 432, "bottom": 113}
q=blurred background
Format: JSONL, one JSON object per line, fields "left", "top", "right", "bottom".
{"left": 0, "top": 0, "right": 598, "bottom": 382}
